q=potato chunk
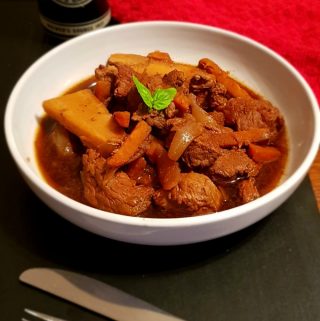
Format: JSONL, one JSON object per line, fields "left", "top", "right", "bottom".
{"left": 108, "top": 53, "right": 216, "bottom": 80}
{"left": 43, "top": 89, "right": 125, "bottom": 155}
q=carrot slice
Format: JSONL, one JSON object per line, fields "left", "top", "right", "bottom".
{"left": 248, "top": 143, "right": 281, "bottom": 163}
{"left": 106, "top": 120, "right": 151, "bottom": 167}
{"left": 126, "top": 157, "right": 147, "bottom": 180}
{"left": 157, "top": 151, "right": 181, "bottom": 190}
{"left": 94, "top": 80, "right": 112, "bottom": 102}
{"left": 145, "top": 136, "right": 166, "bottom": 163}
{"left": 173, "top": 92, "right": 190, "bottom": 113}
{"left": 145, "top": 136, "right": 180, "bottom": 189}
{"left": 233, "top": 128, "right": 271, "bottom": 145}
{"left": 212, "top": 128, "right": 271, "bottom": 147}
{"left": 147, "top": 51, "right": 173, "bottom": 62}
{"left": 198, "top": 58, "right": 251, "bottom": 99}
{"left": 113, "top": 111, "right": 131, "bottom": 128}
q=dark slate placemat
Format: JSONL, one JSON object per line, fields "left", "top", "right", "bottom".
{"left": 1, "top": 175, "right": 320, "bottom": 321}
{"left": 1, "top": 2, "right": 319, "bottom": 321}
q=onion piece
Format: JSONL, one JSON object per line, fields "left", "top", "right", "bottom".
{"left": 168, "top": 118, "right": 203, "bottom": 161}
{"left": 48, "top": 122, "right": 75, "bottom": 157}
{"left": 189, "top": 93, "right": 217, "bottom": 127}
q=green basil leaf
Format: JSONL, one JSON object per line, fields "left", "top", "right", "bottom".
{"left": 152, "top": 88, "right": 177, "bottom": 110}
{"left": 132, "top": 76, "right": 153, "bottom": 109}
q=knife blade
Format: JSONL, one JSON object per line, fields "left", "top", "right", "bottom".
{"left": 20, "top": 268, "right": 185, "bottom": 321}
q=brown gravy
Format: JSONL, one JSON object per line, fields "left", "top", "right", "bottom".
{"left": 35, "top": 73, "right": 289, "bottom": 218}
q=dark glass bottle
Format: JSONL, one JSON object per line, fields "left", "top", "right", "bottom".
{"left": 37, "top": 0, "right": 111, "bottom": 38}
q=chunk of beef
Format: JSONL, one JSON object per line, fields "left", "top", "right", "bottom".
{"left": 238, "top": 177, "right": 260, "bottom": 203}
{"left": 188, "top": 74, "right": 215, "bottom": 109}
{"left": 182, "top": 127, "right": 270, "bottom": 169}
{"left": 153, "top": 172, "right": 223, "bottom": 215}
{"left": 210, "top": 149, "right": 259, "bottom": 179}
{"left": 166, "top": 116, "right": 186, "bottom": 131}
{"left": 164, "top": 102, "right": 179, "bottom": 119}
{"left": 145, "top": 111, "right": 167, "bottom": 129}
{"left": 132, "top": 109, "right": 167, "bottom": 130}
{"left": 95, "top": 64, "right": 117, "bottom": 81}
{"left": 82, "top": 149, "right": 153, "bottom": 216}
{"left": 209, "top": 82, "right": 228, "bottom": 110}
{"left": 141, "top": 73, "right": 164, "bottom": 92}
{"left": 189, "top": 74, "right": 215, "bottom": 92}
{"left": 182, "top": 129, "right": 223, "bottom": 168}
{"left": 222, "top": 97, "right": 283, "bottom": 140}
{"left": 183, "top": 143, "right": 217, "bottom": 168}
{"left": 208, "top": 111, "right": 225, "bottom": 126}
{"left": 212, "top": 95, "right": 228, "bottom": 110}
{"left": 211, "top": 81, "right": 227, "bottom": 96}
{"left": 163, "top": 70, "right": 185, "bottom": 89}
{"left": 114, "top": 64, "right": 134, "bottom": 98}
{"left": 224, "top": 97, "right": 264, "bottom": 128}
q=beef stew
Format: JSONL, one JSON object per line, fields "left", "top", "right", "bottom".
{"left": 35, "top": 51, "right": 288, "bottom": 218}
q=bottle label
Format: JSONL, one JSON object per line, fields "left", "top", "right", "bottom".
{"left": 40, "top": 9, "right": 111, "bottom": 37}
{"left": 51, "top": 0, "right": 93, "bottom": 8}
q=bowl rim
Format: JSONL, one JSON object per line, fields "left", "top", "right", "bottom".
{"left": 4, "top": 20, "right": 320, "bottom": 228}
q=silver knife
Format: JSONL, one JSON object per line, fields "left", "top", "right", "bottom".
{"left": 20, "top": 268, "right": 185, "bottom": 321}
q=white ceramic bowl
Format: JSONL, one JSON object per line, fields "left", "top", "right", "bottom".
{"left": 5, "top": 22, "right": 320, "bottom": 245}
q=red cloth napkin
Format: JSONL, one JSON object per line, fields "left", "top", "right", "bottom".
{"left": 108, "top": 0, "right": 320, "bottom": 103}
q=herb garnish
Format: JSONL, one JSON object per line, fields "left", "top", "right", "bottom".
{"left": 132, "top": 76, "right": 177, "bottom": 111}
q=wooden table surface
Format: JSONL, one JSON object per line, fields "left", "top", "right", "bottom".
{"left": 309, "top": 149, "right": 320, "bottom": 210}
